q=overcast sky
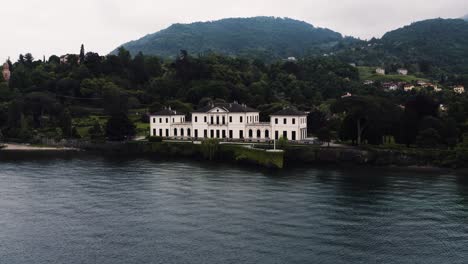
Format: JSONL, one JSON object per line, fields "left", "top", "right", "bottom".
{"left": 2, "top": 0, "right": 467, "bottom": 60}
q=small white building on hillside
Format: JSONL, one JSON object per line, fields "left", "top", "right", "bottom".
{"left": 376, "top": 68, "right": 385, "bottom": 75}
{"left": 397, "top": 68, "right": 408, "bottom": 75}
{"left": 149, "top": 103, "right": 308, "bottom": 141}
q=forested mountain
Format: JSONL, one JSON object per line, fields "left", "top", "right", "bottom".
{"left": 113, "top": 17, "right": 344, "bottom": 60}
{"left": 335, "top": 18, "right": 468, "bottom": 75}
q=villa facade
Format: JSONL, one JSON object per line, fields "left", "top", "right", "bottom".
{"left": 149, "top": 103, "right": 308, "bottom": 141}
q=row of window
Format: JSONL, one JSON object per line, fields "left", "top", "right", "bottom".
{"left": 153, "top": 116, "right": 305, "bottom": 125}
{"left": 152, "top": 117, "right": 185, "bottom": 124}
{"left": 194, "top": 115, "right": 259, "bottom": 124}
{"left": 274, "top": 117, "right": 306, "bottom": 125}
{"left": 152, "top": 128, "right": 303, "bottom": 140}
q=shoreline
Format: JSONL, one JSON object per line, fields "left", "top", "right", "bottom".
{"left": 0, "top": 141, "right": 466, "bottom": 173}
{"left": 1, "top": 143, "right": 78, "bottom": 151}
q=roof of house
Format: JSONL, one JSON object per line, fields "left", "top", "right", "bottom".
{"left": 271, "top": 107, "right": 308, "bottom": 116}
{"left": 193, "top": 103, "right": 259, "bottom": 113}
{"left": 151, "top": 108, "right": 185, "bottom": 116}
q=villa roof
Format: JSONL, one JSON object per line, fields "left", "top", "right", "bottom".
{"left": 271, "top": 108, "right": 308, "bottom": 116}
{"left": 193, "top": 103, "right": 259, "bottom": 113}
{"left": 151, "top": 108, "right": 184, "bottom": 116}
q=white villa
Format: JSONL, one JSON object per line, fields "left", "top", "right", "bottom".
{"left": 149, "top": 103, "right": 308, "bottom": 141}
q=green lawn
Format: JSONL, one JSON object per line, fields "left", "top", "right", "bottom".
{"left": 72, "top": 109, "right": 150, "bottom": 138}
{"left": 358, "top": 66, "right": 429, "bottom": 82}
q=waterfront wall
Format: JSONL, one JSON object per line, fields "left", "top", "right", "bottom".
{"left": 284, "top": 146, "right": 457, "bottom": 168}
{"left": 80, "top": 141, "right": 284, "bottom": 169}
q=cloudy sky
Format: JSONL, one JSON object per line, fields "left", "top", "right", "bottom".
{"left": 2, "top": 0, "right": 467, "bottom": 60}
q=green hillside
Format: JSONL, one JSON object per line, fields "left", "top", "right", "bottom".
{"left": 113, "top": 17, "right": 344, "bottom": 60}
{"left": 358, "top": 67, "right": 428, "bottom": 82}
{"left": 336, "top": 18, "right": 468, "bottom": 75}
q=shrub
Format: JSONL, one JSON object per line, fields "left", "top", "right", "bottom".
{"left": 277, "top": 136, "right": 289, "bottom": 149}
{"left": 201, "top": 139, "right": 220, "bottom": 160}
{"left": 149, "top": 136, "right": 163, "bottom": 143}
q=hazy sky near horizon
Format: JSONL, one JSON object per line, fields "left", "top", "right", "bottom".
{"left": 2, "top": 0, "right": 467, "bottom": 60}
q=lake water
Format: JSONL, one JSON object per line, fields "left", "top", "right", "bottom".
{"left": 0, "top": 157, "right": 467, "bottom": 264}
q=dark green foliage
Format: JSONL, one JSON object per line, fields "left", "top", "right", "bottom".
{"left": 59, "top": 109, "right": 73, "bottom": 138}
{"left": 113, "top": 17, "right": 343, "bottom": 60}
{"left": 88, "top": 120, "right": 104, "bottom": 140}
{"left": 105, "top": 112, "right": 136, "bottom": 141}
{"left": 336, "top": 18, "right": 468, "bottom": 75}
{"left": 201, "top": 138, "right": 220, "bottom": 160}
{"left": 317, "top": 127, "right": 333, "bottom": 147}
{"left": 416, "top": 128, "right": 441, "bottom": 148}
{"left": 148, "top": 136, "right": 163, "bottom": 143}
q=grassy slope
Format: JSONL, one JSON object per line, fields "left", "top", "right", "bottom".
{"left": 358, "top": 66, "right": 429, "bottom": 82}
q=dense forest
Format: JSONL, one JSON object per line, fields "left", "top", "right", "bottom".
{"left": 335, "top": 18, "right": 468, "bottom": 76}
{"left": 115, "top": 17, "right": 346, "bottom": 61}
{"left": 116, "top": 17, "right": 468, "bottom": 77}
{"left": 1, "top": 45, "right": 468, "bottom": 160}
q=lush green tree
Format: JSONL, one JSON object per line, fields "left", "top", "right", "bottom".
{"left": 317, "top": 127, "right": 333, "bottom": 147}
{"left": 105, "top": 111, "right": 136, "bottom": 141}
{"left": 59, "top": 109, "right": 73, "bottom": 138}
{"left": 88, "top": 119, "right": 104, "bottom": 140}
{"left": 79, "top": 44, "right": 85, "bottom": 63}
{"left": 331, "top": 96, "right": 380, "bottom": 145}
{"left": 416, "top": 128, "right": 441, "bottom": 148}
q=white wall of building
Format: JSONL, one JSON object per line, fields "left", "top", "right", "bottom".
{"left": 270, "top": 115, "right": 307, "bottom": 140}
{"left": 150, "top": 108, "right": 306, "bottom": 141}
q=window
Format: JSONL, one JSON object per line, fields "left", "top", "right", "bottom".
{"left": 172, "top": 118, "right": 174, "bottom": 123}
{"left": 292, "top": 131, "right": 296, "bottom": 141}
{"left": 275, "top": 118, "right": 278, "bottom": 124}
{"left": 159, "top": 118, "right": 162, "bottom": 123}
{"left": 216, "top": 116, "right": 220, "bottom": 125}
{"left": 265, "top": 130, "right": 270, "bottom": 138}
{"left": 216, "top": 130, "right": 220, "bottom": 138}
{"left": 204, "top": 116, "right": 207, "bottom": 123}
{"left": 210, "top": 130, "right": 214, "bottom": 138}
{"left": 229, "top": 130, "right": 233, "bottom": 139}
{"left": 240, "top": 116, "right": 243, "bottom": 123}
{"left": 204, "top": 130, "right": 208, "bottom": 138}
{"left": 174, "top": 128, "right": 177, "bottom": 136}
{"left": 195, "top": 129, "right": 198, "bottom": 138}
{"left": 283, "top": 118, "right": 287, "bottom": 125}
{"left": 275, "top": 131, "right": 279, "bottom": 140}
{"left": 222, "top": 130, "right": 226, "bottom": 138}
{"left": 257, "top": 130, "right": 261, "bottom": 138}
{"left": 292, "top": 118, "right": 296, "bottom": 125}
{"left": 181, "top": 129, "right": 185, "bottom": 137}
{"left": 222, "top": 116, "right": 225, "bottom": 125}
{"left": 229, "top": 116, "right": 232, "bottom": 123}
{"left": 283, "top": 131, "right": 287, "bottom": 139}
{"left": 159, "top": 129, "right": 162, "bottom": 136}
{"left": 195, "top": 116, "right": 198, "bottom": 123}
{"left": 153, "top": 129, "right": 156, "bottom": 136}
{"left": 187, "top": 129, "right": 191, "bottom": 137}
{"left": 166, "top": 118, "right": 168, "bottom": 123}
{"left": 240, "top": 130, "right": 244, "bottom": 139}
{"left": 249, "top": 129, "right": 253, "bottom": 138}
{"left": 166, "top": 129, "right": 169, "bottom": 137}
{"left": 211, "top": 116, "right": 214, "bottom": 124}
{"left": 153, "top": 118, "right": 156, "bottom": 123}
